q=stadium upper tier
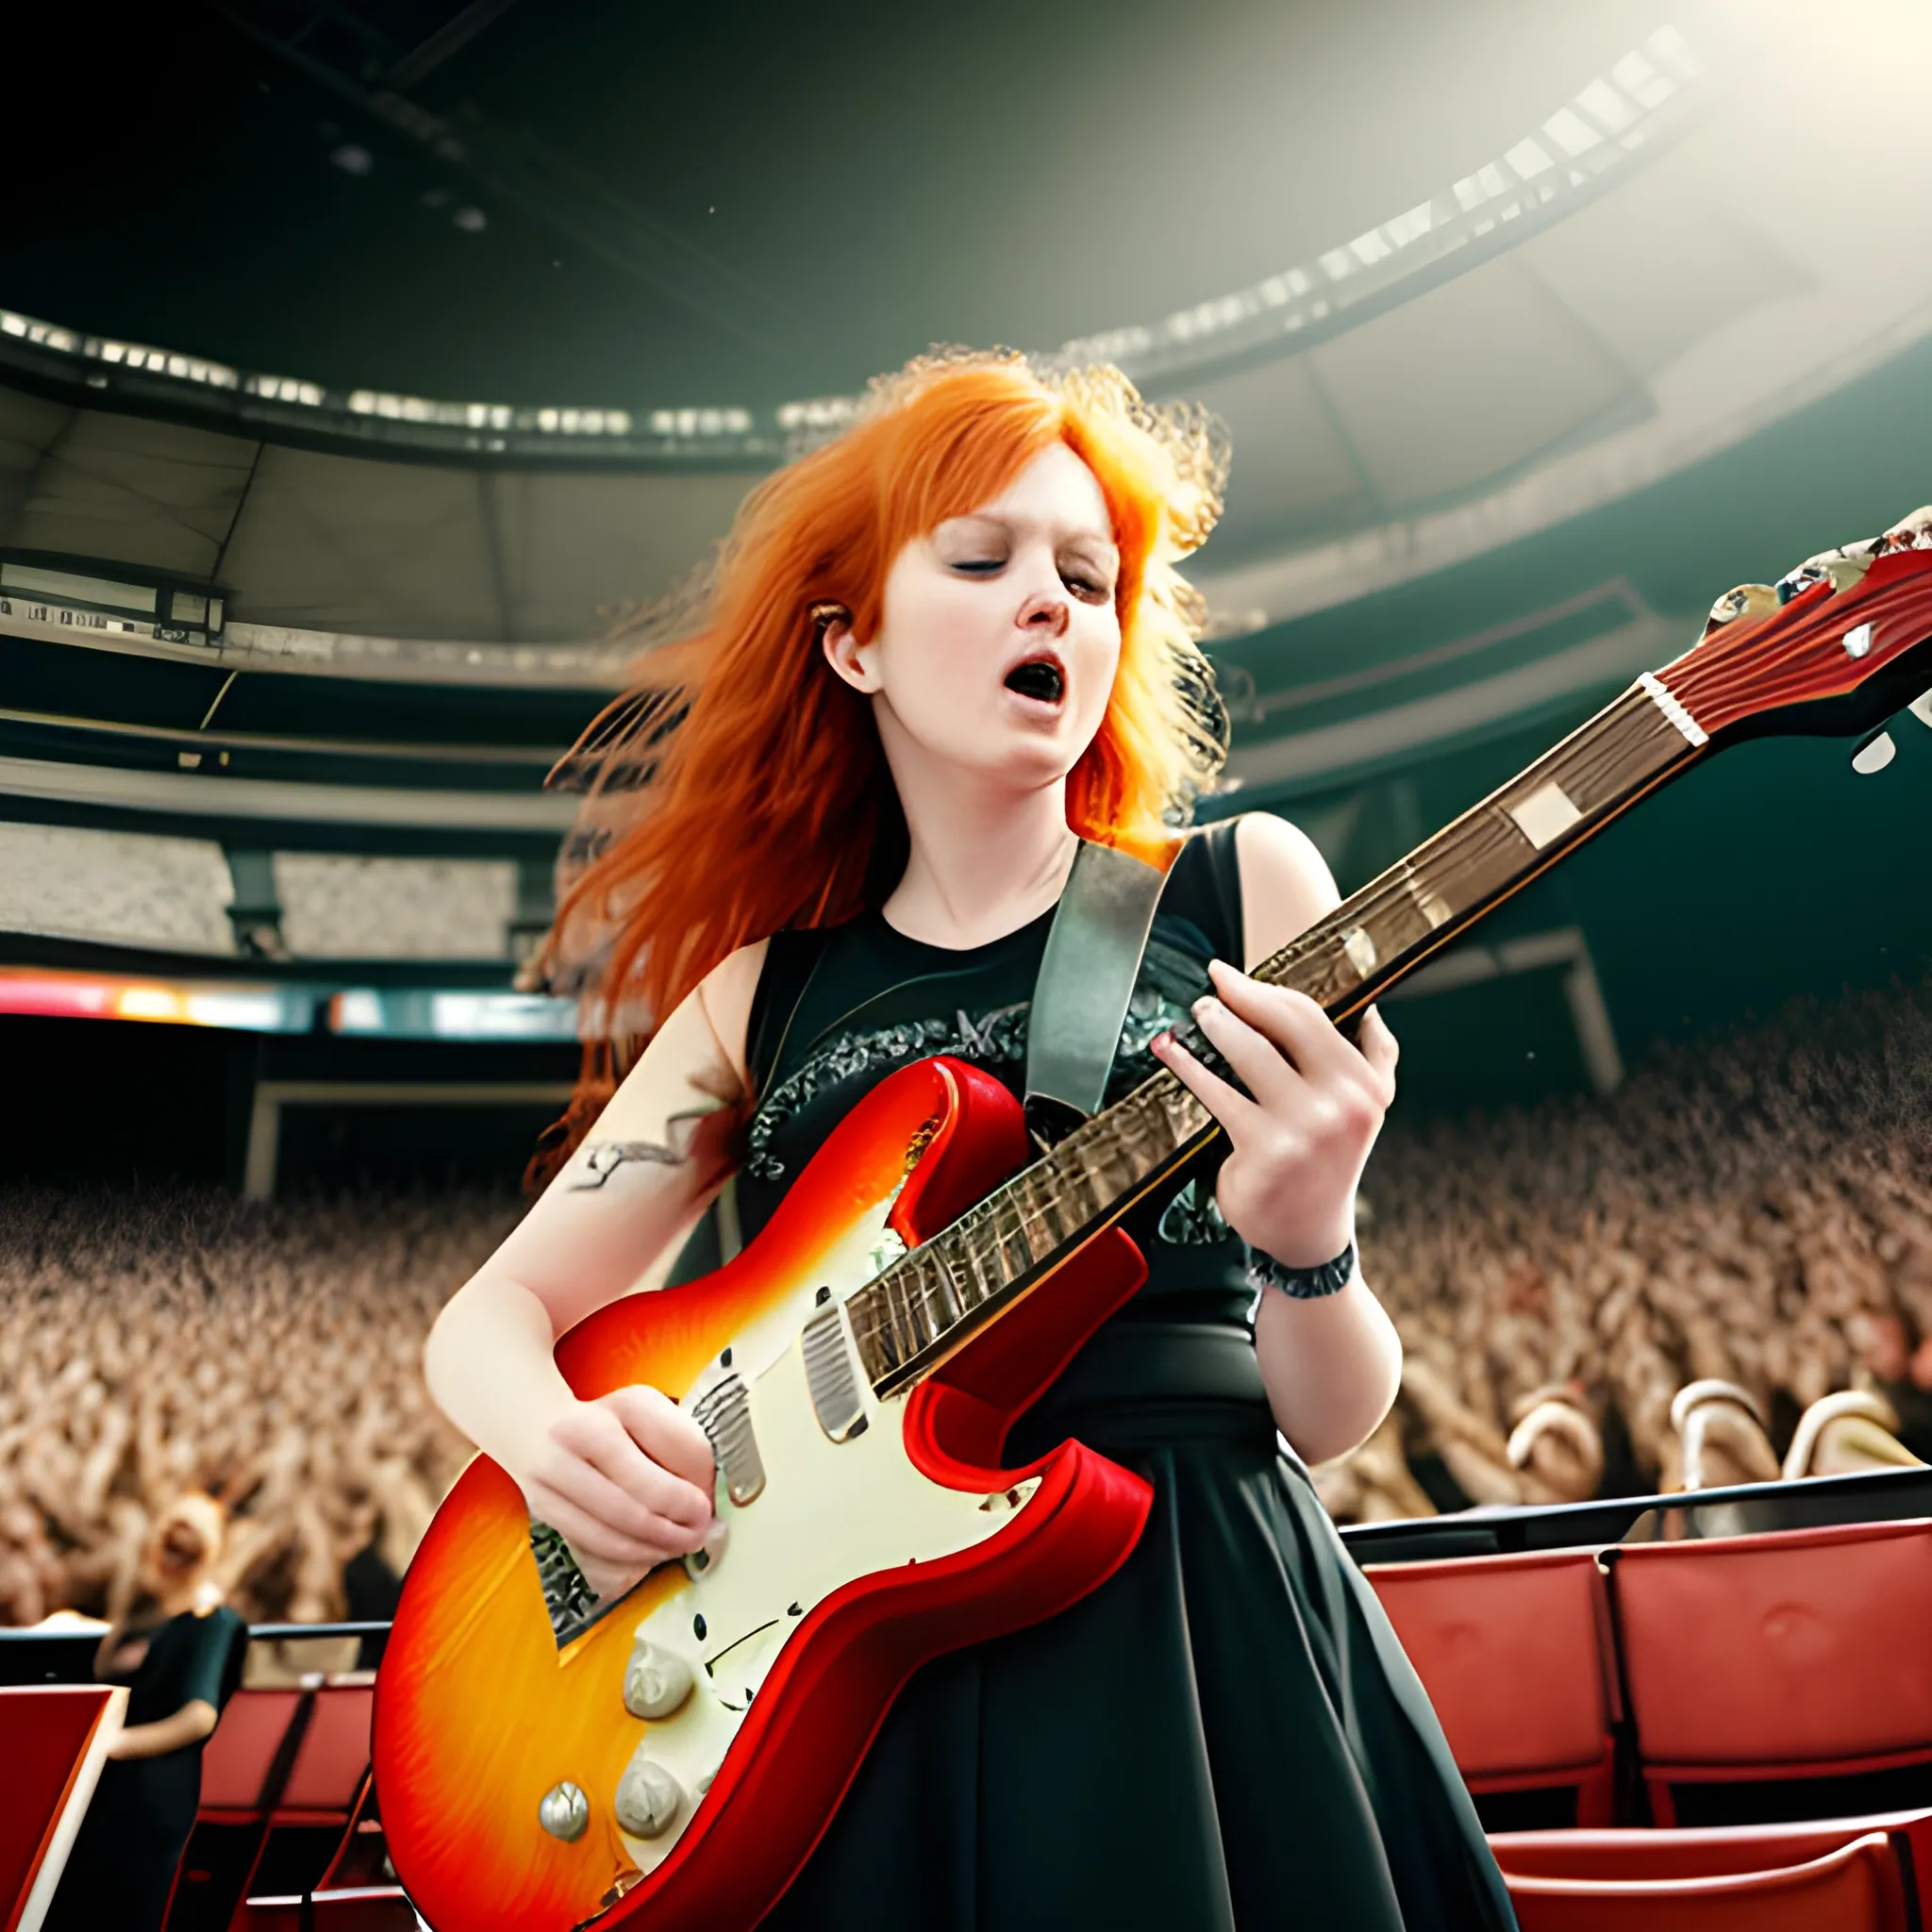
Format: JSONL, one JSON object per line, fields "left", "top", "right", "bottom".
{"left": 6, "top": 4, "right": 1932, "bottom": 1021}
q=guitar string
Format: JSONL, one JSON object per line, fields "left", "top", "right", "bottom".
{"left": 861, "top": 587, "right": 1932, "bottom": 1362}
{"left": 855, "top": 686, "right": 1689, "bottom": 1364}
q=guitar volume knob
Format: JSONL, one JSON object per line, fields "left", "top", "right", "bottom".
{"left": 623, "top": 1640, "right": 694, "bottom": 1721}
{"left": 538, "top": 1781, "right": 589, "bottom": 1841}
{"left": 614, "top": 1751, "right": 684, "bottom": 1840}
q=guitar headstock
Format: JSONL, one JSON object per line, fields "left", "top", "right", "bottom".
{"left": 1655, "top": 506, "right": 1932, "bottom": 754}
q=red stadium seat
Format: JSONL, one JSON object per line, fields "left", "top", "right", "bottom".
{"left": 1503, "top": 1828, "right": 1907, "bottom": 1931}
{"left": 272, "top": 1684, "right": 374, "bottom": 1825}
{"left": 1609, "top": 1518, "right": 1932, "bottom": 1824}
{"left": 196, "top": 1689, "right": 304, "bottom": 1823}
{"left": 1366, "top": 1549, "right": 1620, "bottom": 1824}
{"left": 1491, "top": 1807, "right": 1932, "bottom": 1923}
{"left": 218, "top": 1684, "right": 377, "bottom": 1923}
{"left": 0, "top": 1685, "right": 123, "bottom": 1932}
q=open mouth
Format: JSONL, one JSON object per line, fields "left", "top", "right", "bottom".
{"left": 1003, "top": 657, "right": 1065, "bottom": 706}
{"left": 159, "top": 1525, "right": 208, "bottom": 1570}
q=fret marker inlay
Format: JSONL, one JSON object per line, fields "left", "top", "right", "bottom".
{"left": 1414, "top": 886, "right": 1452, "bottom": 928}
{"left": 1341, "top": 926, "right": 1377, "bottom": 977}
{"left": 1507, "top": 780, "right": 1583, "bottom": 850}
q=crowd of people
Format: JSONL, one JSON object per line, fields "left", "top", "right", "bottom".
{"left": 3, "top": 975, "right": 1931, "bottom": 1624}
{"left": 1341, "top": 977, "right": 1932, "bottom": 1517}
{"left": 0, "top": 1188, "right": 515, "bottom": 1627}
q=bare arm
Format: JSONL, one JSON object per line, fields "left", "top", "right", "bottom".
{"left": 423, "top": 941, "right": 765, "bottom": 1597}
{"left": 1153, "top": 815, "right": 1401, "bottom": 1465}
{"left": 108, "top": 1699, "right": 218, "bottom": 1760}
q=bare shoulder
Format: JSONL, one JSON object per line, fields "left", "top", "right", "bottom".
{"left": 1230, "top": 812, "right": 1340, "bottom": 968}
{"left": 591, "top": 938, "right": 768, "bottom": 1141}
{"left": 693, "top": 938, "right": 769, "bottom": 1092}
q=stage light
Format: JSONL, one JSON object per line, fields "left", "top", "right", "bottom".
{"left": 117, "top": 987, "right": 181, "bottom": 1020}
{"left": 0, "top": 970, "right": 311, "bottom": 1031}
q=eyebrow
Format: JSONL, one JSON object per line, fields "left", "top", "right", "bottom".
{"left": 940, "top": 512, "right": 1119, "bottom": 556}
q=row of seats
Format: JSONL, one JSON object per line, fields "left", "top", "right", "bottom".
{"left": 1369, "top": 1516, "right": 1932, "bottom": 1930}
{"left": 19, "top": 1517, "right": 1925, "bottom": 1929}
{"left": 192, "top": 1514, "right": 1932, "bottom": 1929}
{"left": 1366, "top": 1514, "right": 1932, "bottom": 1827}
{"left": 170, "top": 1679, "right": 380, "bottom": 1927}
{"left": 1490, "top": 1813, "right": 1931, "bottom": 1930}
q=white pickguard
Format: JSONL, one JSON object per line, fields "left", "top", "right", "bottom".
{"left": 605, "top": 1194, "right": 1037, "bottom": 1877}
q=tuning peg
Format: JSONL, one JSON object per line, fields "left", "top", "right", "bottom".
{"left": 1703, "top": 582, "right": 1780, "bottom": 636}
{"left": 1882, "top": 506, "right": 1932, "bottom": 553}
{"left": 1776, "top": 546, "right": 1875, "bottom": 606}
{"left": 1853, "top": 731, "right": 1897, "bottom": 774}
{"left": 1908, "top": 690, "right": 1932, "bottom": 730}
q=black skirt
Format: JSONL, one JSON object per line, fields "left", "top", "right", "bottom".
{"left": 762, "top": 1323, "right": 1518, "bottom": 1931}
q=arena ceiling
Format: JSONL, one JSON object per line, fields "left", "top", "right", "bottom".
{"left": 3, "top": 0, "right": 1929, "bottom": 648}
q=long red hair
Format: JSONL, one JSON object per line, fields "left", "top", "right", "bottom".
{"left": 529, "top": 352, "right": 1227, "bottom": 1184}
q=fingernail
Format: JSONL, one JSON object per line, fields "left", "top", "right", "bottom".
{"left": 1192, "top": 996, "right": 1220, "bottom": 1021}
{"left": 1152, "top": 1030, "right": 1174, "bottom": 1054}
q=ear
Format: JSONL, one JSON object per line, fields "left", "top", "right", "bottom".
{"left": 820, "top": 612, "right": 882, "bottom": 694}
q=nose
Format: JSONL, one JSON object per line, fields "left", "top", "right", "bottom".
{"left": 1017, "top": 590, "right": 1070, "bottom": 638}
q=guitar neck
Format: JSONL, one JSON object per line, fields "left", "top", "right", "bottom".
{"left": 849, "top": 675, "right": 1706, "bottom": 1397}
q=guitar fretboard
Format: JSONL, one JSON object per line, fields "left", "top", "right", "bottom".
{"left": 847, "top": 679, "right": 1701, "bottom": 1396}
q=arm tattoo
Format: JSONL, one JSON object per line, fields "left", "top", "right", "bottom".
{"left": 571, "top": 1141, "right": 685, "bottom": 1189}
{"left": 568, "top": 1104, "right": 722, "bottom": 1191}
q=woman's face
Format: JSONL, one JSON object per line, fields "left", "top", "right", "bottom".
{"left": 825, "top": 441, "right": 1123, "bottom": 796}
{"left": 138, "top": 1492, "right": 225, "bottom": 1599}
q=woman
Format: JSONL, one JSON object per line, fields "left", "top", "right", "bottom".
{"left": 49, "top": 1490, "right": 248, "bottom": 1932}
{"left": 426, "top": 353, "right": 1515, "bottom": 1929}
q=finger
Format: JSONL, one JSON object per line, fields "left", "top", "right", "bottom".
{"left": 605, "top": 1385, "right": 717, "bottom": 1492}
{"left": 1357, "top": 1005, "right": 1400, "bottom": 1089}
{"left": 524, "top": 1486, "right": 678, "bottom": 1571}
{"left": 1189, "top": 993, "right": 1303, "bottom": 1108}
{"left": 542, "top": 1478, "right": 706, "bottom": 1565}
{"left": 1151, "top": 1027, "right": 1260, "bottom": 1134}
{"left": 548, "top": 1416, "right": 712, "bottom": 1534}
{"left": 575, "top": 1553, "right": 652, "bottom": 1609}
{"left": 1208, "top": 962, "right": 1366, "bottom": 1084}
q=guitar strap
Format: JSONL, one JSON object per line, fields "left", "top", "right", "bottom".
{"left": 1023, "top": 838, "right": 1169, "bottom": 1148}
{"left": 724, "top": 839, "right": 1170, "bottom": 1264}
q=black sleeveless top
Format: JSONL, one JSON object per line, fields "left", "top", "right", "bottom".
{"left": 729, "top": 821, "right": 1251, "bottom": 1339}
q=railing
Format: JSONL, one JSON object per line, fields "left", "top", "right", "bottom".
{"left": 4, "top": 1464, "right": 1928, "bottom": 1685}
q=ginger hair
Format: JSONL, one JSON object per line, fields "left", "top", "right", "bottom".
{"left": 529, "top": 352, "right": 1228, "bottom": 1187}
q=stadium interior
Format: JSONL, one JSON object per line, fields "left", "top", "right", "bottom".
{"left": 8, "top": 2, "right": 1932, "bottom": 1926}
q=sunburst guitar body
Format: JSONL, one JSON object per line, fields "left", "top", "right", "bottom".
{"left": 375, "top": 1056, "right": 1155, "bottom": 1932}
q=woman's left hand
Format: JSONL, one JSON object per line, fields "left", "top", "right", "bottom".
{"left": 1152, "top": 958, "right": 1398, "bottom": 1267}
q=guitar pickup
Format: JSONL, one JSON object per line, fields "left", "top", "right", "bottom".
{"left": 802, "top": 1305, "right": 868, "bottom": 1443}
{"left": 690, "top": 1372, "right": 766, "bottom": 1506}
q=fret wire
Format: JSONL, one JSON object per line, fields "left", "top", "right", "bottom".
{"left": 991, "top": 1190, "right": 1031, "bottom": 1277}
{"left": 891, "top": 1268, "right": 928, "bottom": 1356}
{"left": 922, "top": 1244, "right": 961, "bottom": 1327}
{"left": 1252, "top": 692, "right": 1682, "bottom": 1005}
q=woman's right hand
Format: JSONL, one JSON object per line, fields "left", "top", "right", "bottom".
{"left": 517, "top": 1386, "right": 716, "bottom": 1607}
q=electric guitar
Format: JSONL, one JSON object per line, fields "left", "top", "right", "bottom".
{"left": 375, "top": 512, "right": 1932, "bottom": 1931}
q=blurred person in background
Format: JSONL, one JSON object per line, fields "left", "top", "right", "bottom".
{"left": 48, "top": 1490, "right": 248, "bottom": 1932}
